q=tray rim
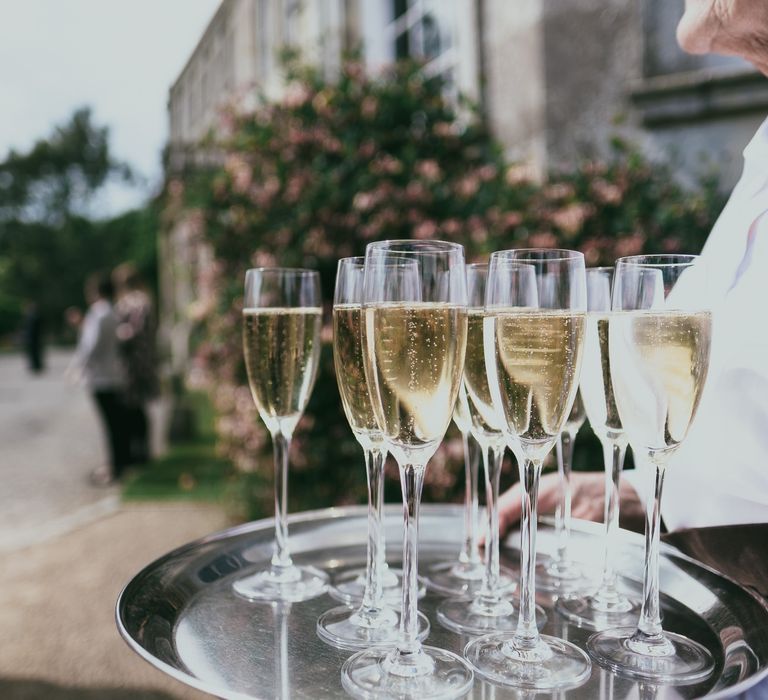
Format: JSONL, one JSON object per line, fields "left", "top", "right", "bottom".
{"left": 116, "top": 504, "right": 768, "bottom": 700}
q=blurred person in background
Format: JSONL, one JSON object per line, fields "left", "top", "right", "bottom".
{"left": 75, "top": 273, "right": 129, "bottom": 486}
{"left": 499, "top": 0, "right": 768, "bottom": 534}
{"left": 113, "top": 262, "right": 159, "bottom": 466}
{"left": 21, "top": 300, "right": 44, "bottom": 374}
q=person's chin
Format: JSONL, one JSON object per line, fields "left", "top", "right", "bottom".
{"left": 676, "top": 8, "right": 716, "bottom": 54}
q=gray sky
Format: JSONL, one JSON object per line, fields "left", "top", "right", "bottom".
{"left": 0, "top": 0, "right": 221, "bottom": 216}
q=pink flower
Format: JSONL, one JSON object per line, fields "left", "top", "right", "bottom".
{"left": 550, "top": 203, "right": 594, "bottom": 235}
{"left": 661, "top": 237, "right": 681, "bottom": 252}
{"left": 415, "top": 159, "right": 441, "bottom": 182}
{"left": 361, "top": 96, "right": 378, "bottom": 119}
{"left": 579, "top": 238, "right": 601, "bottom": 266}
{"left": 441, "top": 218, "right": 462, "bottom": 235}
{"left": 405, "top": 181, "right": 428, "bottom": 202}
{"left": 503, "top": 211, "right": 524, "bottom": 228}
{"left": 413, "top": 220, "right": 438, "bottom": 239}
{"left": 470, "top": 226, "right": 488, "bottom": 244}
{"left": 283, "top": 82, "right": 310, "bottom": 108}
{"left": 371, "top": 155, "right": 403, "bottom": 175}
{"left": 359, "top": 140, "right": 376, "bottom": 159}
{"left": 353, "top": 192, "right": 375, "bottom": 211}
{"left": 456, "top": 175, "right": 480, "bottom": 198}
{"left": 252, "top": 249, "right": 278, "bottom": 267}
{"left": 614, "top": 232, "right": 646, "bottom": 257}
{"left": 528, "top": 231, "right": 558, "bottom": 248}
{"left": 505, "top": 163, "right": 535, "bottom": 186}
{"left": 225, "top": 154, "right": 252, "bottom": 194}
{"left": 477, "top": 164, "right": 498, "bottom": 182}
{"left": 543, "top": 183, "right": 575, "bottom": 201}
{"left": 285, "top": 175, "right": 305, "bottom": 203}
{"left": 591, "top": 179, "right": 623, "bottom": 205}
{"left": 433, "top": 122, "right": 454, "bottom": 138}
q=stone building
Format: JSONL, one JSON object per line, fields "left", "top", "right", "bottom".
{"left": 168, "top": 0, "right": 768, "bottom": 184}
{"left": 161, "top": 0, "right": 768, "bottom": 371}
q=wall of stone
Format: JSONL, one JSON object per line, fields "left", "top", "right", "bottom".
{"left": 481, "top": 0, "right": 548, "bottom": 176}
{"left": 541, "top": 0, "right": 643, "bottom": 167}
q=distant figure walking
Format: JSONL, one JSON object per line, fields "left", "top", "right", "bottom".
{"left": 22, "top": 301, "right": 44, "bottom": 374}
{"left": 113, "top": 263, "right": 159, "bottom": 465}
{"left": 75, "top": 273, "right": 129, "bottom": 486}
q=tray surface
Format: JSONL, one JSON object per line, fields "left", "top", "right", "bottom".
{"left": 117, "top": 504, "right": 768, "bottom": 699}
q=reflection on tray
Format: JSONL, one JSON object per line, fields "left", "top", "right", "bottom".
{"left": 663, "top": 524, "right": 768, "bottom": 603}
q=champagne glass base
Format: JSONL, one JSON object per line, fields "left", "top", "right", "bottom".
{"left": 437, "top": 596, "right": 547, "bottom": 636}
{"left": 587, "top": 626, "right": 715, "bottom": 683}
{"left": 317, "top": 605, "right": 429, "bottom": 651}
{"left": 342, "top": 645, "right": 474, "bottom": 699}
{"left": 424, "top": 560, "right": 516, "bottom": 597}
{"left": 232, "top": 564, "right": 328, "bottom": 603}
{"left": 464, "top": 632, "right": 592, "bottom": 690}
{"left": 556, "top": 592, "right": 639, "bottom": 631}
{"left": 328, "top": 568, "right": 425, "bottom": 607}
{"left": 535, "top": 557, "right": 593, "bottom": 594}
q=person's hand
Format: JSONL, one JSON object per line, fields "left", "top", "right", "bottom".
{"left": 64, "top": 306, "right": 83, "bottom": 328}
{"left": 497, "top": 470, "right": 645, "bottom": 535}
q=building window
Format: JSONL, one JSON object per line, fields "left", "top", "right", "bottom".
{"left": 388, "top": 1, "right": 454, "bottom": 67}
{"left": 284, "top": 0, "right": 302, "bottom": 46}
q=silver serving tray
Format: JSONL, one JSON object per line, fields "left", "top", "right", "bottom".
{"left": 117, "top": 504, "right": 768, "bottom": 699}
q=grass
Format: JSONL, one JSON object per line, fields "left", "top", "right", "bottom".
{"left": 121, "top": 392, "right": 241, "bottom": 504}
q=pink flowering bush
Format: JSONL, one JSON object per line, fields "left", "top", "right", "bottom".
{"left": 170, "top": 57, "right": 724, "bottom": 517}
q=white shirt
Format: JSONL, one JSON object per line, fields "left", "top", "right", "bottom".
{"left": 625, "top": 117, "right": 768, "bottom": 531}
{"left": 75, "top": 299, "right": 126, "bottom": 390}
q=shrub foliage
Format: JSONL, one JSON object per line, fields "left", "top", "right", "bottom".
{"left": 169, "top": 58, "right": 724, "bottom": 516}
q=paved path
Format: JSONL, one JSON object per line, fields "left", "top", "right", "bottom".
{"left": 0, "top": 503, "right": 229, "bottom": 699}
{"left": 0, "top": 350, "right": 233, "bottom": 698}
{"left": 0, "top": 349, "right": 122, "bottom": 552}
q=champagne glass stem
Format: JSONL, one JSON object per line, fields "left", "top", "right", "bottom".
{"left": 478, "top": 443, "right": 504, "bottom": 603}
{"left": 597, "top": 439, "right": 627, "bottom": 597}
{"left": 517, "top": 458, "right": 543, "bottom": 645}
{"left": 460, "top": 431, "right": 482, "bottom": 566}
{"left": 398, "top": 463, "right": 426, "bottom": 657}
{"left": 271, "top": 430, "right": 293, "bottom": 569}
{"left": 375, "top": 448, "right": 388, "bottom": 578}
{"left": 361, "top": 446, "right": 386, "bottom": 613}
{"left": 629, "top": 462, "right": 669, "bottom": 651}
{"left": 554, "top": 431, "right": 574, "bottom": 565}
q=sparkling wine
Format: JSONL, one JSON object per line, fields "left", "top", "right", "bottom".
{"left": 464, "top": 309, "right": 504, "bottom": 438}
{"left": 333, "top": 304, "right": 380, "bottom": 438}
{"left": 489, "top": 309, "right": 585, "bottom": 453}
{"left": 243, "top": 307, "right": 322, "bottom": 434}
{"left": 610, "top": 310, "right": 711, "bottom": 460}
{"left": 580, "top": 314, "right": 623, "bottom": 439}
{"left": 364, "top": 302, "right": 467, "bottom": 459}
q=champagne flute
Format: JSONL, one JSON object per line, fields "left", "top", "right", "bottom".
{"left": 557, "top": 266, "right": 639, "bottom": 629}
{"left": 464, "top": 249, "right": 592, "bottom": 690}
{"left": 423, "top": 385, "right": 486, "bottom": 595}
{"left": 342, "top": 240, "right": 474, "bottom": 699}
{"left": 318, "top": 257, "right": 429, "bottom": 649}
{"left": 536, "top": 390, "right": 591, "bottom": 592}
{"left": 233, "top": 268, "right": 328, "bottom": 602}
{"left": 587, "top": 255, "right": 714, "bottom": 682}
{"left": 437, "top": 263, "right": 542, "bottom": 635}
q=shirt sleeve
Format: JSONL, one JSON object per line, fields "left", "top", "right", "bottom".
{"left": 75, "top": 309, "right": 99, "bottom": 368}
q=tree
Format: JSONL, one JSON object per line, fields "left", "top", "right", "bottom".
{"left": 0, "top": 108, "right": 156, "bottom": 339}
